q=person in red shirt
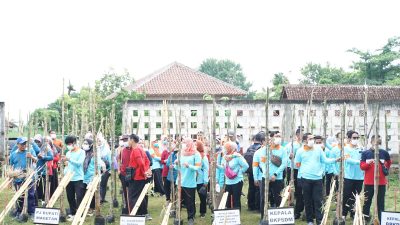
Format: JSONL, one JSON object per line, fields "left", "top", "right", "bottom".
{"left": 118, "top": 135, "right": 130, "bottom": 214}
{"left": 360, "top": 135, "right": 392, "bottom": 223}
{"left": 127, "top": 134, "right": 151, "bottom": 215}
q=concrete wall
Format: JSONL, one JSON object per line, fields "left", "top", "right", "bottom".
{"left": 123, "top": 100, "right": 400, "bottom": 155}
{"left": 0, "top": 102, "right": 5, "bottom": 161}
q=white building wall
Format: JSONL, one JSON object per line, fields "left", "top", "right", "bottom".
{"left": 123, "top": 100, "right": 400, "bottom": 155}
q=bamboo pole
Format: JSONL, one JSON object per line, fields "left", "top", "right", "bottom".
{"left": 130, "top": 183, "right": 151, "bottom": 215}
{"left": 210, "top": 98, "right": 217, "bottom": 210}
{"left": 218, "top": 192, "right": 229, "bottom": 210}
{"left": 59, "top": 78, "right": 66, "bottom": 221}
{"left": 0, "top": 177, "right": 12, "bottom": 192}
{"left": 364, "top": 85, "right": 368, "bottom": 148}
{"left": 79, "top": 176, "right": 102, "bottom": 225}
{"left": 321, "top": 181, "right": 337, "bottom": 225}
{"left": 174, "top": 109, "right": 182, "bottom": 225}
{"left": 334, "top": 103, "right": 346, "bottom": 224}
{"left": 47, "top": 171, "right": 74, "bottom": 207}
{"left": 161, "top": 203, "right": 172, "bottom": 225}
{"left": 384, "top": 113, "right": 388, "bottom": 151}
{"left": 261, "top": 88, "right": 270, "bottom": 223}
{"left": 110, "top": 104, "right": 118, "bottom": 208}
{"left": 20, "top": 114, "right": 33, "bottom": 221}
{"left": 323, "top": 99, "right": 328, "bottom": 197}
{"left": 306, "top": 89, "right": 314, "bottom": 133}
{"left": 279, "top": 186, "right": 291, "bottom": 207}
{"left": 373, "top": 105, "right": 380, "bottom": 225}
{"left": 0, "top": 170, "right": 36, "bottom": 223}
{"left": 288, "top": 106, "right": 296, "bottom": 206}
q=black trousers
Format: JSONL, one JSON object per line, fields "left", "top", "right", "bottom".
{"left": 119, "top": 174, "right": 129, "bottom": 214}
{"left": 247, "top": 172, "right": 260, "bottom": 211}
{"left": 182, "top": 187, "right": 196, "bottom": 220}
{"left": 163, "top": 177, "right": 171, "bottom": 201}
{"left": 342, "top": 179, "right": 363, "bottom": 217}
{"left": 225, "top": 181, "right": 243, "bottom": 210}
{"left": 363, "top": 185, "right": 386, "bottom": 223}
{"left": 260, "top": 179, "right": 284, "bottom": 218}
{"left": 325, "top": 173, "right": 338, "bottom": 196}
{"left": 100, "top": 171, "right": 110, "bottom": 201}
{"left": 66, "top": 180, "right": 85, "bottom": 215}
{"left": 50, "top": 168, "right": 58, "bottom": 198}
{"left": 302, "top": 178, "right": 323, "bottom": 224}
{"left": 152, "top": 168, "right": 165, "bottom": 195}
{"left": 128, "top": 179, "right": 147, "bottom": 216}
{"left": 294, "top": 171, "right": 304, "bottom": 217}
{"left": 36, "top": 175, "right": 46, "bottom": 202}
{"left": 83, "top": 183, "right": 95, "bottom": 209}
{"left": 196, "top": 184, "right": 207, "bottom": 215}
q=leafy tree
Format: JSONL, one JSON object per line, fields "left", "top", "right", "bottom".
{"left": 299, "top": 62, "right": 351, "bottom": 84}
{"left": 271, "top": 72, "right": 289, "bottom": 100}
{"left": 199, "top": 58, "right": 252, "bottom": 92}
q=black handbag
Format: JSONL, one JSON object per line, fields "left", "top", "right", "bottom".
{"left": 380, "top": 162, "right": 389, "bottom": 176}
{"left": 125, "top": 167, "right": 136, "bottom": 182}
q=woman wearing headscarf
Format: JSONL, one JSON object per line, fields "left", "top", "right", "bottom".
{"left": 82, "top": 139, "right": 104, "bottom": 216}
{"left": 195, "top": 140, "right": 209, "bottom": 218}
{"left": 221, "top": 141, "right": 249, "bottom": 210}
{"left": 175, "top": 138, "right": 201, "bottom": 225}
{"left": 149, "top": 140, "right": 165, "bottom": 196}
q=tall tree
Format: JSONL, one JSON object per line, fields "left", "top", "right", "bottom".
{"left": 299, "top": 62, "right": 352, "bottom": 84}
{"left": 271, "top": 72, "right": 289, "bottom": 100}
{"left": 199, "top": 58, "right": 252, "bottom": 91}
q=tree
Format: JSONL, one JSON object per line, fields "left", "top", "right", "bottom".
{"left": 299, "top": 62, "right": 352, "bottom": 84}
{"left": 199, "top": 58, "right": 252, "bottom": 92}
{"left": 271, "top": 72, "right": 289, "bottom": 100}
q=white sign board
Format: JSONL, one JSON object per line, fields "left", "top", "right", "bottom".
{"left": 268, "top": 207, "right": 295, "bottom": 225}
{"left": 33, "top": 207, "right": 60, "bottom": 225}
{"left": 120, "top": 215, "right": 146, "bottom": 225}
{"left": 381, "top": 211, "right": 400, "bottom": 225}
{"left": 213, "top": 209, "right": 241, "bottom": 225}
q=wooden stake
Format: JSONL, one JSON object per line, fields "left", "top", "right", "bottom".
{"left": 373, "top": 105, "right": 380, "bottom": 225}
{"left": 335, "top": 103, "right": 346, "bottom": 222}
{"left": 321, "top": 180, "right": 336, "bottom": 225}
{"left": 210, "top": 97, "right": 217, "bottom": 210}
{"left": 21, "top": 114, "right": 33, "bottom": 217}
{"left": 218, "top": 192, "right": 229, "bottom": 209}
{"left": 59, "top": 78, "right": 66, "bottom": 218}
{"left": 175, "top": 109, "right": 183, "bottom": 224}
{"left": 262, "top": 88, "right": 270, "bottom": 222}
{"left": 47, "top": 171, "right": 74, "bottom": 207}
{"left": 364, "top": 85, "right": 368, "bottom": 148}
{"left": 279, "top": 186, "right": 291, "bottom": 207}
{"left": 161, "top": 203, "right": 172, "bottom": 225}
{"left": 288, "top": 106, "right": 296, "bottom": 206}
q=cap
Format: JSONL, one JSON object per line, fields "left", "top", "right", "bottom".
{"left": 228, "top": 130, "right": 235, "bottom": 137}
{"left": 120, "top": 134, "right": 129, "bottom": 140}
{"left": 17, "top": 137, "right": 28, "bottom": 144}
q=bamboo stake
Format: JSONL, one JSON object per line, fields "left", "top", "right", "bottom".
{"left": 0, "top": 170, "right": 36, "bottom": 223}
{"left": 78, "top": 176, "right": 102, "bottom": 225}
{"left": 364, "top": 85, "right": 368, "bottom": 148}
{"left": 210, "top": 97, "right": 217, "bottom": 210}
{"left": 47, "top": 171, "right": 74, "bottom": 207}
{"left": 384, "top": 113, "right": 388, "bottom": 151}
{"left": 161, "top": 203, "right": 172, "bottom": 225}
{"left": 20, "top": 114, "right": 33, "bottom": 221}
{"left": 323, "top": 99, "right": 328, "bottom": 197}
{"left": 321, "top": 181, "right": 336, "bottom": 225}
{"left": 373, "top": 105, "right": 380, "bottom": 225}
{"left": 71, "top": 175, "right": 101, "bottom": 225}
{"left": 174, "top": 109, "right": 182, "bottom": 225}
{"left": 110, "top": 104, "right": 118, "bottom": 208}
{"left": 288, "top": 106, "right": 296, "bottom": 206}
{"left": 130, "top": 183, "right": 151, "bottom": 215}
{"left": 0, "top": 177, "right": 12, "bottom": 192}
{"left": 218, "top": 192, "right": 229, "bottom": 209}
{"left": 59, "top": 78, "right": 66, "bottom": 220}
{"left": 334, "top": 103, "right": 346, "bottom": 224}
{"left": 306, "top": 89, "right": 314, "bottom": 133}
{"left": 262, "top": 88, "right": 270, "bottom": 223}
{"left": 279, "top": 186, "right": 291, "bottom": 207}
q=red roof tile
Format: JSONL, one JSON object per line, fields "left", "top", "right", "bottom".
{"left": 281, "top": 84, "right": 400, "bottom": 101}
{"left": 107, "top": 62, "right": 247, "bottom": 99}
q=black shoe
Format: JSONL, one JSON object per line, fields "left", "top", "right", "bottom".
{"left": 295, "top": 214, "right": 301, "bottom": 220}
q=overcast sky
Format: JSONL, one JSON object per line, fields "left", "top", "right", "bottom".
{"left": 1, "top": 0, "right": 399, "bottom": 121}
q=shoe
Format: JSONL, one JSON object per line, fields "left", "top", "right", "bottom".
{"left": 87, "top": 209, "right": 94, "bottom": 217}
{"left": 67, "top": 215, "right": 74, "bottom": 222}
{"left": 294, "top": 214, "right": 301, "bottom": 219}
{"left": 200, "top": 214, "right": 205, "bottom": 218}
{"left": 188, "top": 218, "right": 194, "bottom": 225}
{"left": 145, "top": 214, "right": 152, "bottom": 221}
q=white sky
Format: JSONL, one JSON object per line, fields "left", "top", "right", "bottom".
{"left": 1, "top": 0, "right": 399, "bottom": 121}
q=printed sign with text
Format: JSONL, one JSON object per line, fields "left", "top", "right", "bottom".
{"left": 213, "top": 209, "right": 241, "bottom": 225}
{"left": 120, "top": 215, "right": 146, "bottom": 225}
{"left": 268, "top": 207, "right": 295, "bottom": 225}
{"left": 381, "top": 211, "right": 400, "bottom": 225}
{"left": 33, "top": 207, "right": 60, "bottom": 225}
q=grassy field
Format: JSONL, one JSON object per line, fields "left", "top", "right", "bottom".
{"left": 0, "top": 174, "right": 399, "bottom": 225}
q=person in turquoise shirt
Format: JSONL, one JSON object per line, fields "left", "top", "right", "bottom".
{"left": 195, "top": 140, "right": 209, "bottom": 218}
{"left": 97, "top": 135, "right": 112, "bottom": 203}
{"left": 295, "top": 133, "right": 340, "bottom": 225}
{"left": 342, "top": 131, "right": 364, "bottom": 219}
{"left": 150, "top": 141, "right": 165, "bottom": 195}
{"left": 175, "top": 138, "right": 201, "bottom": 225}
{"left": 62, "top": 135, "right": 85, "bottom": 221}
{"left": 221, "top": 141, "right": 249, "bottom": 210}
{"left": 33, "top": 134, "right": 54, "bottom": 204}
{"left": 324, "top": 135, "right": 340, "bottom": 196}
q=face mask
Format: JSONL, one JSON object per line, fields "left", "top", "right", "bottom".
{"left": 314, "top": 144, "right": 322, "bottom": 149}
{"left": 50, "top": 134, "right": 56, "bottom": 139}
{"left": 351, "top": 139, "right": 359, "bottom": 146}
{"left": 119, "top": 141, "right": 123, "bottom": 147}
{"left": 123, "top": 142, "right": 129, "bottom": 147}
{"left": 66, "top": 145, "right": 74, "bottom": 151}
{"left": 307, "top": 140, "right": 314, "bottom": 148}
{"left": 82, "top": 144, "right": 90, "bottom": 151}
{"left": 163, "top": 141, "right": 168, "bottom": 145}
{"left": 274, "top": 138, "right": 281, "bottom": 145}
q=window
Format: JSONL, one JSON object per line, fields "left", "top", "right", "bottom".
{"left": 347, "top": 110, "right": 353, "bottom": 117}
{"left": 169, "top": 122, "right": 173, "bottom": 129}
{"left": 215, "top": 111, "right": 220, "bottom": 117}
{"left": 237, "top": 110, "right": 243, "bottom": 117}
{"left": 157, "top": 110, "right": 162, "bottom": 117}
{"left": 180, "top": 122, "right": 185, "bottom": 129}
{"left": 387, "top": 135, "right": 391, "bottom": 141}
{"left": 216, "top": 122, "right": 220, "bottom": 128}
{"left": 156, "top": 122, "right": 162, "bottom": 128}
{"left": 144, "top": 122, "right": 149, "bottom": 129}
{"left": 225, "top": 110, "right": 231, "bottom": 117}
{"left": 168, "top": 110, "right": 173, "bottom": 117}
{"left": 385, "top": 110, "right": 391, "bottom": 115}
{"left": 273, "top": 126, "right": 280, "bottom": 130}
{"left": 310, "top": 110, "right": 316, "bottom": 116}
{"left": 156, "top": 134, "right": 161, "bottom": 140}
{"left": 322, "top": 110, "right": 328, "bottom": 116}
{"left": 144, "top": 134, "right": 149, "bottom": 141}
{"left": 359, "top": 110, "right": 366, "bottom": 117}
{"left": 249, "top": 110, "right": 255, "bottom": 117}
{"left": 132, "top": 122, "right": 138, "bottom": 129}
{"left": 133, "top": 110, "right": 138, "bottom": 117}
{"left": 273, "top": 110, "right": 280, "bottom": 117}
{"left": 144, "top": 110, "right": 149, "bottom": 117}
{"left": 335, "top": 110, "right": 340, "bottom": 117}
{"left": 224, "top": 122, "right": 230, "bottom": 128}
{"left": 191, "top": 110, "right": 197, "bottom": 117}
{"left": 298, "top": 110, "right": 304, "bottom": 116}
{"left": 191, "top": 134, "right": 197, "bottom": 139}
{"left": 191, "top": 122, "right": 197, "bottom": 128}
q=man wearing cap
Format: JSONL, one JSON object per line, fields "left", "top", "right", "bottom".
{"left": 117, "top": 134, "right": 131, "bottom": 214}
{"left": 33, "top": 134, "right": 54, "bottom": 205}
{"left": 9, "top": 137, "right": 38, "bottom": 219}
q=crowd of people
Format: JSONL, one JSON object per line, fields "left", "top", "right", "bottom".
{"left": 6, "top": 126, "right": 393, "bottom": 225}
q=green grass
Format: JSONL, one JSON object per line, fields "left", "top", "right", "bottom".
{"left": 0, "top": 174, "right": 399, "bottom": 225}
